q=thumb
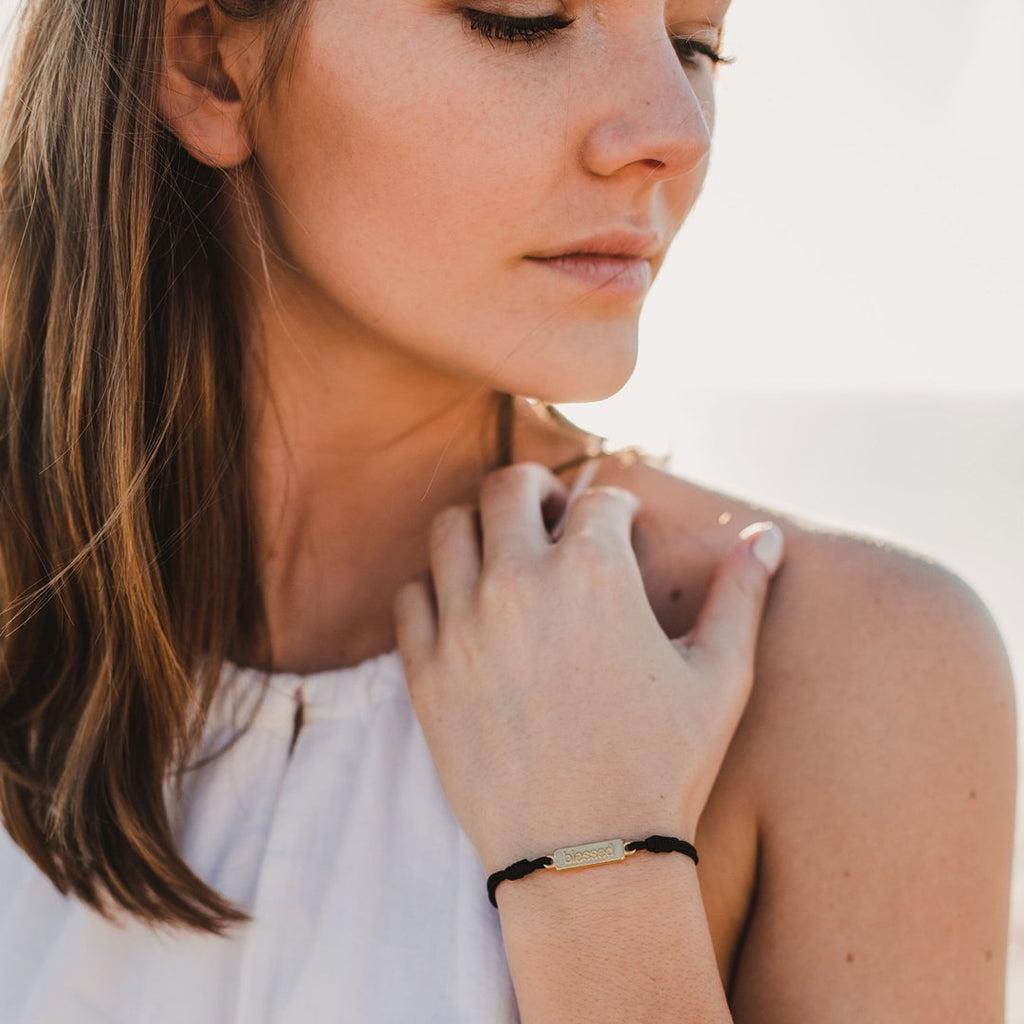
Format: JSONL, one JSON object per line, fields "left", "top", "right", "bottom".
{"left": 672, "top": 522, "right": 785, "bottom": 671}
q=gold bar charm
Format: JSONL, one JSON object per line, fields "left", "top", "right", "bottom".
{"left": 549, "top": 838, "right": 627, "bottom": 870}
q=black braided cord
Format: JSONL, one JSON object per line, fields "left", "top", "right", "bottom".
{"left": 487, "top": 835, "right": 698, "bottom": 908}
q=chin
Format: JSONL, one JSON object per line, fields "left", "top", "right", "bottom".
{"left": 513, "top": 352, "right": 637, "bottom": 405}
{"left": 546, "top": 332, "right": 639, "bottom": 403}
{"left": 536, "top": 377, "right": 632, "bottom": 405}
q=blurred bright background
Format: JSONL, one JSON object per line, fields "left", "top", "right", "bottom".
{"left": 0, "top": 0, "right": 1020, "bottom": 1014}
{"left": 557, "top": 0, "right": 1024, "bottom": 1016}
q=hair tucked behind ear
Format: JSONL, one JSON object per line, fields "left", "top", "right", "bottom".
{"left": 0, "top": 0, "right": 316, "bottom": 936}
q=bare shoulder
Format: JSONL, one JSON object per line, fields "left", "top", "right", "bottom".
{"left": 591, "top": 449, "right": 1015, "bottom": 750}
{"left": 593, "top": 451, "right": 1016, "bottom": 772}
{"left": 595, "top": 451, "right": 1017, "bottom": 1020}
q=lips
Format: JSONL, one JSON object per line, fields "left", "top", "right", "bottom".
{"left": 525, "top": 252, "right": 653, "bottom": 296}
{"left": 526, "top": 230, "right": 661, "bottom": 261}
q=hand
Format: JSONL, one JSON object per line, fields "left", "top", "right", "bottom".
{"left": 392, "top": 462, "right": 784, "bottom": 877}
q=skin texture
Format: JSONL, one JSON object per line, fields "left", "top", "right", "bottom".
{"left": 393, "top": 462, "right": 784, "bottom": 873}
{"left": 159, "top": 0, "right": 726, "bottom": 669}
{"left": 159, "top": 0, "right": 1016, "bottom": 1017}
{"left": 583, "top": 451, "right": 1016, "bottom": 1019}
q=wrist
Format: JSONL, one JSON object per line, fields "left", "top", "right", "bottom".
{"left": 479, "top": 809, "right": 698, "bottom": 880}
{"left": 486, "top": 833, "right": 699, "bottom": 911}
{"left": 494, "top": 839, "right": 700, "bottom": 917}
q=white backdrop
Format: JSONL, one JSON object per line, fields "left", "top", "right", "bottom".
{"left": 589, "top": 0, "right": 1023, "bottom": 414}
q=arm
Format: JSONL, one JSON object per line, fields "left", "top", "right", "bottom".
{"left": 728, "top": 543, "right": 1016, "bottom": 1022}
{"left": 393, "top": 463, "right": 782, "bottom": 1023}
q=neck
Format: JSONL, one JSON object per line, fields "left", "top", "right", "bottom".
{"left": 248, "top": 379, "right": 510, "bottom": 673}
{"left": 227, "top": 225, "right": 599, "bottom": 674}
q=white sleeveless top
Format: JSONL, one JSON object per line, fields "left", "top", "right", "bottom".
{"left": 0, "top": 649, "right": 520, "bottom": 1023}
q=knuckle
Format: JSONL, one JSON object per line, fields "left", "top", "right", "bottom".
{"left": 480, "top": 551, "right": 529, "bottom": 590}
{"left": 563, "top": 525, "right": 626, "bottom": 576}
{"left": 573, "top": 485, "right": 641, "bottom": 512}
{"left": 568, "top": 487, "right": 641, "bottom": 535}
{"left": 482, "top": 461, "right": 552, "bottom": 497}
{"left": 697, "top": 637, "right": 750, "bottom": 685}
{"left": 568, "top": 521, "right": 613, "bottom": 551}
{"left": 585, "top": 484, "right": 640, "bottom": 506}
{"left": 478, "top": 554, "right": 533, "bottom": 608}
{"left": 437, "top": 627, "right": 481, "bottom": 669}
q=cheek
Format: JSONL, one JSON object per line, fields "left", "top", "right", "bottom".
{"left": 257, "top": 26, "right": 563, "bottom": 290}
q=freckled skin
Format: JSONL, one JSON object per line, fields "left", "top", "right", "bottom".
{"left": 245, "top": 0, "right": 724, "bottom": 404}
{"left": 158, "top": 0, "right": 733, "bottom": 676}
{"left": 559, "top": 449, "right": 1015, "bottom": 1009}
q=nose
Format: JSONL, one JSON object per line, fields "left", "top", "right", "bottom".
{"left": 578, "top": 35, "right": 713, "bottom": 182}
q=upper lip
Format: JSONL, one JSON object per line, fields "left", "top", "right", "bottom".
{"left": 526, "top": 230, "right": 661, "bottom": 261}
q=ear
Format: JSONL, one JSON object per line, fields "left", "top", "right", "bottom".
{"left": 158, "top": 0, "right": 263, "bottom": 168}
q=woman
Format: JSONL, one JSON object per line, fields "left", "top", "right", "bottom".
{"left": 0, "top": 0, "right": 1015, "bottom": 1020}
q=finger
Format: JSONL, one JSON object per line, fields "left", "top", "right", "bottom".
{"left": 548, "top": 457, "right": 602, "bottom": 542}
{"left": 478, "top": 462, "right": 568, "bottom": 569}
{"left": 393, "top": 572, "right": 438, "bottom": 668}
{"left": 682, "top": 521, "right": 784, "bottom": 673}
{"left": 557, "top": 484, "right": 642, "bottom": 560}
{"left": 428, "top": 504, "right": 481, "bottom": 622}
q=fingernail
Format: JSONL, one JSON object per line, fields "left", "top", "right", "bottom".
{"left": 739, "top": 521, "right": 784, "bottom": 575}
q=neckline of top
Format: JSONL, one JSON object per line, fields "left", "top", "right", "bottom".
{"left": 213, "top": 451, "right": 626, "bottom": 708}
{"left": 223, "top": 644, "right": 403, "bottom": 685}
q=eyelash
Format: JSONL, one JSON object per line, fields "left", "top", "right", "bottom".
{"left": 461, "top": 10, "right": 733, "bottom": 67}
{"left": 463, "top": 10, "right": 576, "bottom": 47}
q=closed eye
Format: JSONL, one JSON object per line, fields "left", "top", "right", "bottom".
{"left": 672, "top": 36, "right": 734, "bottom": 69}
{"left": 461, "top": 9, "right": 734, "bottom": 70}
{"left": 462, "top": 10, "right": 576, "bottom": 48}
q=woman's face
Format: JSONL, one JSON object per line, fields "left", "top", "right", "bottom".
{"left": 250, "top": 0, "right": 729, "bottom": 402}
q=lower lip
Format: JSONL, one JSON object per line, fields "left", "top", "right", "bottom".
{"left": 525, "top": 254, "right": 652, "bottom": 296}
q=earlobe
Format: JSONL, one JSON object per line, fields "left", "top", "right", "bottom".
{"left": 158, "top": 0, "right": 258, "bottom": 168}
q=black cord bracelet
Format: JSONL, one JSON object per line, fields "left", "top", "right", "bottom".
{"left": 486, "top": 834, "right": 698, "bottom": 908}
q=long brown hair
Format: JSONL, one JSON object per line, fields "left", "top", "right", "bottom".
{"left": 0, "top": 0, "right": 596, "bottom": 939}
{"left": 0, "top": 0, "right": 328, "bottom": 937}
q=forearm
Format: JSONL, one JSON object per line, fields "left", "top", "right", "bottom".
{"left": 496, "top": 850, "right": 734, "bottom": 1023}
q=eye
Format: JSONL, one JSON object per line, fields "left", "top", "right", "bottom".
{"left": 462, "top": 10, "right": 576, "bottom": 48}
{"left": 672, "top": 36, "right": 734, "bottom": 69}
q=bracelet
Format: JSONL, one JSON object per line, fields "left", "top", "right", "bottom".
{"left": 486, "top": 834, "right": 698, "bottom": 908}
